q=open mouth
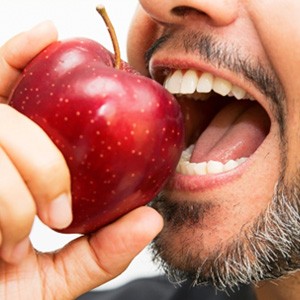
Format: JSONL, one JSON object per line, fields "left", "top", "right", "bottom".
{"left": 163, "top": 69, "right": 271, "bottom": 176}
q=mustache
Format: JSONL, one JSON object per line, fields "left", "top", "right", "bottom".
{"left": 145, "top": 30, "right": 286, "bottom": 135}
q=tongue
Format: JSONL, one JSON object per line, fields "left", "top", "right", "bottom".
{"left": 190, "top": 101, "right": 270, "bottom": 164}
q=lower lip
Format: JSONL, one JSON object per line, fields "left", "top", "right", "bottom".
{"left": 166, "top": 159, "right": 249, "bottom": 193}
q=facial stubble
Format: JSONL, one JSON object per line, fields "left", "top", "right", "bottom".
{"left": 146, "top": 29, "right": 295, "bottom": 292}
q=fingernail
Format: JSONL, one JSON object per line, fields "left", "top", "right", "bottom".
{"left": 49, "top": 193, "right": 73, "bottom": 229}
{"left": 28, "top": 20, "right": 55, "bottom": 33}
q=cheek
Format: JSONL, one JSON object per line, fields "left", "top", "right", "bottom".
{"left": 127, "top": 6, "right": 161, "bottom": 76}
{"left": 248, "top": 1, "right": 300, "bottom": 179}
{"left": 285, "top": 98, "right": 300, "bottom": 180}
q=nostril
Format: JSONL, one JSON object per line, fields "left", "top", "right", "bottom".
{"left": 171, "top": 3, "right": 238, "bottom": 27}
{"left": 172, "top": 6, "right": 206, "bottom": 18}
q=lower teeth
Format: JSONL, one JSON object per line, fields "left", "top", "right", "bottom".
{"left": 176, "top": 145, "right": 248, "bottom": 176}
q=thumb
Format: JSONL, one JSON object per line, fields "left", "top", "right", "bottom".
{"left": 52, "top": 206, "right": 163, "bottom": 299}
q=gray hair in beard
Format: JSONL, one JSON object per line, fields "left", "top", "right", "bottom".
{"left": 150, "top": 175, "right": 300, "bottom": 292}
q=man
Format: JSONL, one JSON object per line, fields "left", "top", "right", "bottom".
{"left": 0, "top": 1, "right": 299, "bottom": 299}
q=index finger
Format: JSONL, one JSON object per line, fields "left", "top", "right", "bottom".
{"left": 0, "top": 21, "right": 58, "bottom": 103}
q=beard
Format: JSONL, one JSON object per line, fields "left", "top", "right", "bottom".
{"left": 145, "top": 27, "right": 294, "bottom": 292}
{"left": 149, "top": 174, "right": 300, "bottom": 291}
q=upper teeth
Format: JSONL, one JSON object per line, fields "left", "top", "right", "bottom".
{"left": 163, "top": 70, "right": 253, "bottom": 100}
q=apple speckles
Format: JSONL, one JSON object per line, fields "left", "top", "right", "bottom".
{"left": 9, "top": 38, "right": 184, "bottom": 234}
{"left": 104, "top": 179, "right": 111, "bottom": 185}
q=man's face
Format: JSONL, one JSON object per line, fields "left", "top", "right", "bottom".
{"left": 127, "top": 0, "right": 300, "bottom": 290}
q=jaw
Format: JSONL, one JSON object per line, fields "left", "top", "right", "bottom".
{"left": 161, "top": 136, "right": 281, "bottom": 259}
{"left": 149, "top": 65, "right": 283, "bottom": 264}
{"left": 151, "top": 129, "right": 282, "bottom": 282}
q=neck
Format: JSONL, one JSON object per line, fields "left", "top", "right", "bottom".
{"left": 255, "top": 271, "right": 300, "bottom": 300}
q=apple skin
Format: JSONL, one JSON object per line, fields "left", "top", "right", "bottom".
{"left": 9, "top": 38, "right": 184, "bottom": 234}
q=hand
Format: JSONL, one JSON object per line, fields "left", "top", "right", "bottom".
{"left": 0, "top": 22, "right": 164, "bottom": 299}
{"left": 1, "top": 205, "right": 163, "bottom": 299}
{"left": 0, "top": 20, "right": 72, "bottom": 262}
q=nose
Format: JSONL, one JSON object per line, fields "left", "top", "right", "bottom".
{"left": 139, "top": 0, "right": 238, "bottom": 27}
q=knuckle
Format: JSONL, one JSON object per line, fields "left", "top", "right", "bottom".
{"left": 29, "top": 153, "right": 70, "bottom": 197}
{"left": 0, "top": 196, "right": 35, "bottom": 241}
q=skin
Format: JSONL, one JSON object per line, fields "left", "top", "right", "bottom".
{"left": 126, "top": 1, "right": 300, "bottom": 300}
{"left": 0, "top": 21, "right": 163, "bottom": 299}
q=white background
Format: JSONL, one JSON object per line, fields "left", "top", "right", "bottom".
{"left": 0, "top": 0, "right": 162, "bottom": 291}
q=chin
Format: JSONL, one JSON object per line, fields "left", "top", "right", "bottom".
{"left": 150, "top": 170, "right": 300, "bottom": 291}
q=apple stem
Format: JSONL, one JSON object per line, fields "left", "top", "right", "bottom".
{"left": 96, "top": 5, "right": 121, "bottom": 69}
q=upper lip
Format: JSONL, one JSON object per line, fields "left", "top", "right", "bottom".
{"left": 148, "top": 57, "right": 273, "bottom": 122}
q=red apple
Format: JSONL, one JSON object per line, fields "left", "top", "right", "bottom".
{"left": 8, "top": 6, "right": 184, "bottom": 234}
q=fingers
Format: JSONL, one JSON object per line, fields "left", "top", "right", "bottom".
{"left": 51, "top": 206, "right": 163, "bottom": 299}
{"left": 0, "top": 105, "right": 72, "bottom": 231}
{"left": 0, "top": 146, "right": 34, "bottom": 263}
{"left": 0, "top": 21, "right": 58, "bottom": 103}
{"left": 0, "top": 21, "right": 65, "bottom": 265}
